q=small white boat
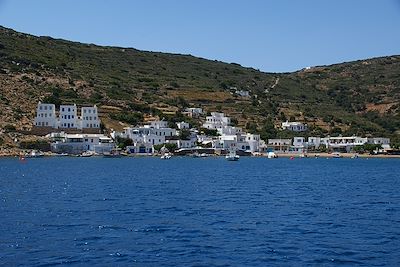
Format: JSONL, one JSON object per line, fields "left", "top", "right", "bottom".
{"left": 332, "top": 152, "right": 342, "bottom": 158}
{"left": 351, "top": 153, "right": 359, "bottom": 159}
{"left": 192, "top": 152, "right": 208, "bottom": 158}
{"left": 103, "top": 149, "right": 122, "bottom": 158}
{"left": 267, "top": 152, "right": 278, "bottom": 159}
{"left": 226, "top": 150, "right": 239, "bottom": 161}
{"left": 81, "top": 151, "right": 95, "bottom": 157}
{"left": 25, "top": 150, "right": 44, "bottom": 158}
{"left": 160, "top": 152, "right": 172, "bottom": 159}
{"left": 53, "top": 153, "right": 68, "bottom": 157}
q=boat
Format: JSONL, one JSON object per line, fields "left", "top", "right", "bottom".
{"left": 53, "top": 153, "right": 68, "bottom": 157}
{"left": 103, "top": 149, "right": 122, "bottom": 158}
{"left": 267, "top": 151, "right": 278, "bottom": 159}
{"left": 351, "top": 153, "right": 359, "bottom": 159}
{"left": 159, "top": 145, "right": 172, "bottom": 159}
{"left": 192, "top": 152, "right": 208, "bottom": 158}
{"left": 332, "top": 152, "right": 342, "bottom": 158}
{"left": 81, "top": 151, "right": 95, "bottom": 157}
{"left": 226, "top": 150, "right": 239, "bottom": 161}
{"left": 160, "top": 152, "right": 172, "bottom": 159}
{"left": 25, "top": 150, "right": 44, "bottom": 158}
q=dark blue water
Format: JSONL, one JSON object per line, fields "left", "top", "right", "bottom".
{"left": 0, "top": 157, "right": 399, "bottom": 266}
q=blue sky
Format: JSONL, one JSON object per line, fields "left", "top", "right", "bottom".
{"left": 0, "top": 0, "right": 399, "bottom": 72}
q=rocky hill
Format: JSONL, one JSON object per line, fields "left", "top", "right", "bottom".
{"left": 0, "top": 25, "right": 399, "bottom": 148}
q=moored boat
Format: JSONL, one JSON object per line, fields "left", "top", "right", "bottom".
{"left": 226, "top": 150, "right": 239, "bottom": 161}
{"left": 81, "top": 151, "right": 95, "bottom": 157}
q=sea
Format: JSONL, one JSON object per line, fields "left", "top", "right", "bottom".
{"left": 0, "top": 156, "right": 399, "bottom": 266}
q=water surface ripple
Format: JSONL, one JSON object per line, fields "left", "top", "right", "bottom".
{"left": 0, "top": 157, "right": 399, "bottom": 266}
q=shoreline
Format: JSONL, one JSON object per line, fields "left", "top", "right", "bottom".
{"left": 1, "top": 151, "right": 400, "bottom": 159}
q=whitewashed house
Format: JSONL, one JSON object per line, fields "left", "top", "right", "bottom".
{"left": 282, "top": 121, "right": 308, "bottom": 132}
{"left": 327, "top": 136, "right": 367, "bottom": 152}
{"left": 34, "top": 102, "right": 56, "bottom": 127}
{"left": 307, "top": 137, "right": 321, "bottom": 150}
{"left": 268, "top": 139, "right": 291, "bottom": 153}
{"left": 217, "top": 126, "right": 242, "bottom": 135}
{"left": 115, "top": 120, "right": 178, "bottom": 154}
{"left": 59, "top": 104, "right": 78, "bottom": 129}
{"left": 176, "top": 121, "right": 190, "bottom": 130}
{"left": 203, "top": 112, "right": 230, "bottom": 129}
{"left": 81, "top": 106, "right": 100, "bottom": 129}
{"left": 34, "top": 102, "right": 100, "bottom": 130}
{"left": 367, "top": 137, "right": 390, "bottom": 146}
{"left": 184, "top": 107, "right": 203, "bottom": 118}
{"left": 291, "top": 137, "right": 306, "bottom": 153}
{"left": 49, "top": 132, "right": 114, "bottom": 154}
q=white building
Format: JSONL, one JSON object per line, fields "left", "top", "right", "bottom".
{"left": 81, "top": 106, "right": 100, "bottom": 129}
{"left": 49, "top": 132, "right": 114, "bottom": 154}
{"left": 291, "top": 137, "right": 306, "bottom": 153}
{"left": 327, "top": 136, "right": 367, "bottom": 152}
{"left": 235, "top": 90, "right": 250, "bottom": 97}
{"left": 214, "top": 133, "right": 260, "bottom": 153}
{"left": 34, "top": 102, "right": 100, "bottom": 130}
{"left": 217, "top": 126, "right": 242, "bottom": 135}
{"left": 268, "top": 139, "right": 291, "bottom": 153}
{"left": 59, "top": 104, "right": 78, "bottom": 129}
{"left": 184, "top": 107, "right": 203, "bottom": 118}
{"left": 203, "top": 112, "right": 231, "bottom": 129}
{"left": 282, "top": 121, "right": 308, "bottom": 132}
{"left": 34, "top": 102, "right": 56, "bottom": 127}
{"left": 307, "top": 137, "right": 321, "bottom": 149}
{"left": 126, "top": 143, "right": 153, "bottom": 154}
{"left": 115, "top": 120, "right": 178, "bottom": 154}
{"left": 177, "top": 121, "right": 190, "bottom": 130}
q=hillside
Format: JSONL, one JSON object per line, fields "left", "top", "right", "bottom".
{"left": 0, "top": 26, "right": 399, "bottom": 147}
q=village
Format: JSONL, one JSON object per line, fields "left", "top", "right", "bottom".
{"left": 13, "top": 101, "right": 396, "bottom": 159}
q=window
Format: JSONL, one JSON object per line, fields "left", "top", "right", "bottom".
{"left": 68, "top": 108, "right": 71, "bottom": 112}
{"left": 62, "top": 108, "right": 64, "bottom": 112}
{"left": 84, "top": 110, "right": 86, "bottom": 113}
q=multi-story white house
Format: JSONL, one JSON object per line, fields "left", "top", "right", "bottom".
{"left": 81, "top": 106, "right": 100, "bottom": 129}
{"left": 59, "top": 104, "right": 78, "bottom": 129}
{"left": 267, "top": 139, "right": 291, "bottom": 153}
{"left": 214, "top": 132, "right": 260, "bottom": 153}
{"left": 203, "top": 112, "right": 231, "bottom": 129}
{"left": 282, "top": 121, "right": 308, "bottom": 132}
{"left": 115, "top": 120, "right": 178, "bottom": 154}
{"left": 34, "top": 102, "right": 57, "bottom": 127}
{"left": 34, "top": 102, "right": 100, "bottom": 130}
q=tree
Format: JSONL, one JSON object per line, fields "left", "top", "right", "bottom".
{"left": 164, "top": 143, "right": 177, "bottom": 152}
{"left": 179, "top": 129, "right": 191, "bottom": 140}
{"left": 115, "top": 136, "right": 133, "bottom": 149}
